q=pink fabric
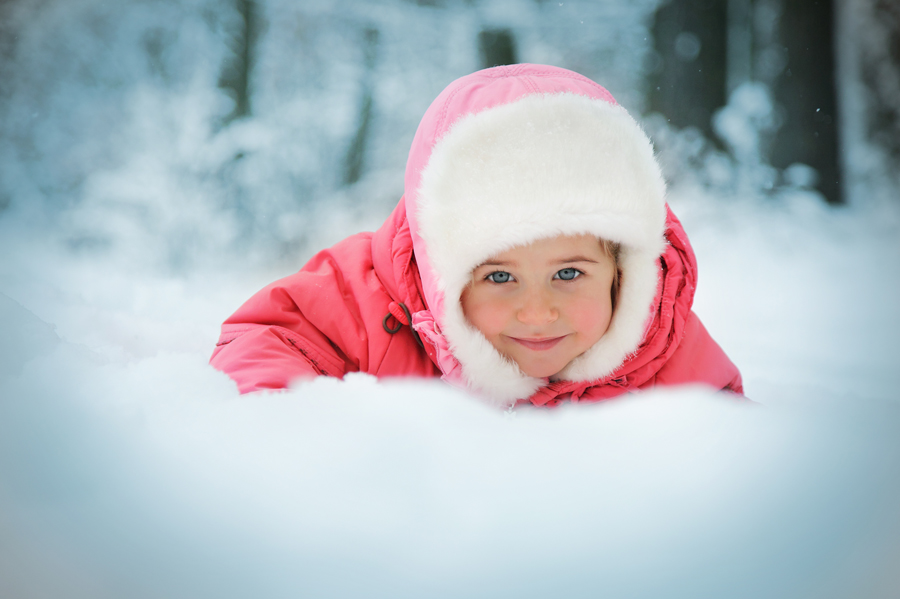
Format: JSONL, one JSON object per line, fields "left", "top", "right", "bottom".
{"left": 211, "top": 64, "right": 742, "bottom": 402}
{"left": 410, "top": 310, "right": 467, "bottom": 390}
{"left": 210, "top": 199, "right": 441, "bottom": 393}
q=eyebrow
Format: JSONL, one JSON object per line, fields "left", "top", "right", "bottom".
{"left": 554, "top": 256, "right": 599, "bottom": 264}
{"left": 474, "top": 256, "right": 600, "bottom": 269}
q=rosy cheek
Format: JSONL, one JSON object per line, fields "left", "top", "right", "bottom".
{"left": 568, "top": 297, "right": 612, "bottom": 335}
{"left": 465, "top": 297, "right": 510, "bottom": 338}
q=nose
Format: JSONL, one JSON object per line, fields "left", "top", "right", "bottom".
{"left": 516, "top": 286, "right": 558, "bottom": 326}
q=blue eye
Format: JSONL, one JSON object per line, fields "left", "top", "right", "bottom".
{"left": 487, "top": 271, "right": 512, "bottom": 283}
{"left": 555, "top": 268, "right": 581, "bottom": 281}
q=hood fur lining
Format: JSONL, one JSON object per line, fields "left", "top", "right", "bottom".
{"left": 415, "top": 93, "right": 667, "bottom": 406}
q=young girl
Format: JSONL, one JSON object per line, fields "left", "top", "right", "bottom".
{"left": 210, "top": 64, "right": 743, "bottom": 407}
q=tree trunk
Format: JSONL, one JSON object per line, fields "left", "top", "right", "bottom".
{"left": 649, "top": 0, "right": 728, "bottom": 141}
{"left": 770, "top": 0, "right": 843, "bottom": 204}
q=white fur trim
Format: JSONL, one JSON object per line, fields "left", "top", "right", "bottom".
{"left": 416, "top": 93, "right": 667, "bottom": 406}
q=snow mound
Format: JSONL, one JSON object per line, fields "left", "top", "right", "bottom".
{"left": 1, "top": 311, "right": 899, "bottom": 597}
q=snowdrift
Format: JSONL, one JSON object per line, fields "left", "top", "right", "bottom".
{"left": 2, "top": 192, "right": 900, "bottom": 598}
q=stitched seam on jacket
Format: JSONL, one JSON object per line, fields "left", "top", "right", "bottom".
{"left": 216, "top": 325, "right": 346, "bottom": 377}
{"left": 268, "top": 324, "right": 347, "bottom": 377}
{"left": 215, "top": 327, "right": 256, "bottom": 345}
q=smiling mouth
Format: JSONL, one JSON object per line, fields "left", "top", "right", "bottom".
{"left": 508, "top": 336, "right": 567, "bottom": 350}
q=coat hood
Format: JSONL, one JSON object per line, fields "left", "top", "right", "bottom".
{"left": 403, "top": 64, "right": 671, "bottom": 406}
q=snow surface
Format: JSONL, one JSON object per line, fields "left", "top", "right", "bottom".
{"left": 2, "top": 0, "right": 900, "bottom": 597}
{"left": 2, "top": 186, "right": 899, "bottom": 599}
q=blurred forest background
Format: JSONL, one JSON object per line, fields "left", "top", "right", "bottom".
{"left": 0, "top": 0, "right": 898, "bottom": 271}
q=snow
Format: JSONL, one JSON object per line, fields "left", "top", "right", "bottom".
{"left": 2, "top": 0, "right": 900, "bottom": 596}
{"left": 2, "top": 181, "right": 899, "bottom": 599}
{"left": 1, "top": 369, "right": 897, "bottom": 599}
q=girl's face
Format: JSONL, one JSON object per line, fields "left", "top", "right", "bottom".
{"left": 460, "top": 234, "right": 617, "bottom": 379}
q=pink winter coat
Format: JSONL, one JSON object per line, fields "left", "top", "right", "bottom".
{"left": 211, "top": 64, "right": 742, "bottom": 407}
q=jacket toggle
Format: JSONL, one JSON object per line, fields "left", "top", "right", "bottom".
{"left": 382, "top": 301, "right": 424, "bottom": 348}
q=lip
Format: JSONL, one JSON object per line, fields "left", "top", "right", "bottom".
{"left": 508, "top": 335, "right": 567, "bottom": 351}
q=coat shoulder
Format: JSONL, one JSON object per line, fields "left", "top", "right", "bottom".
{"left": 650, "top": 311, "right": 743, "bottom": 394}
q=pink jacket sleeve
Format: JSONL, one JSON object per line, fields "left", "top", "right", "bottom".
{"left": 210, "top": 232, "right": 393, "bottom": 393}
